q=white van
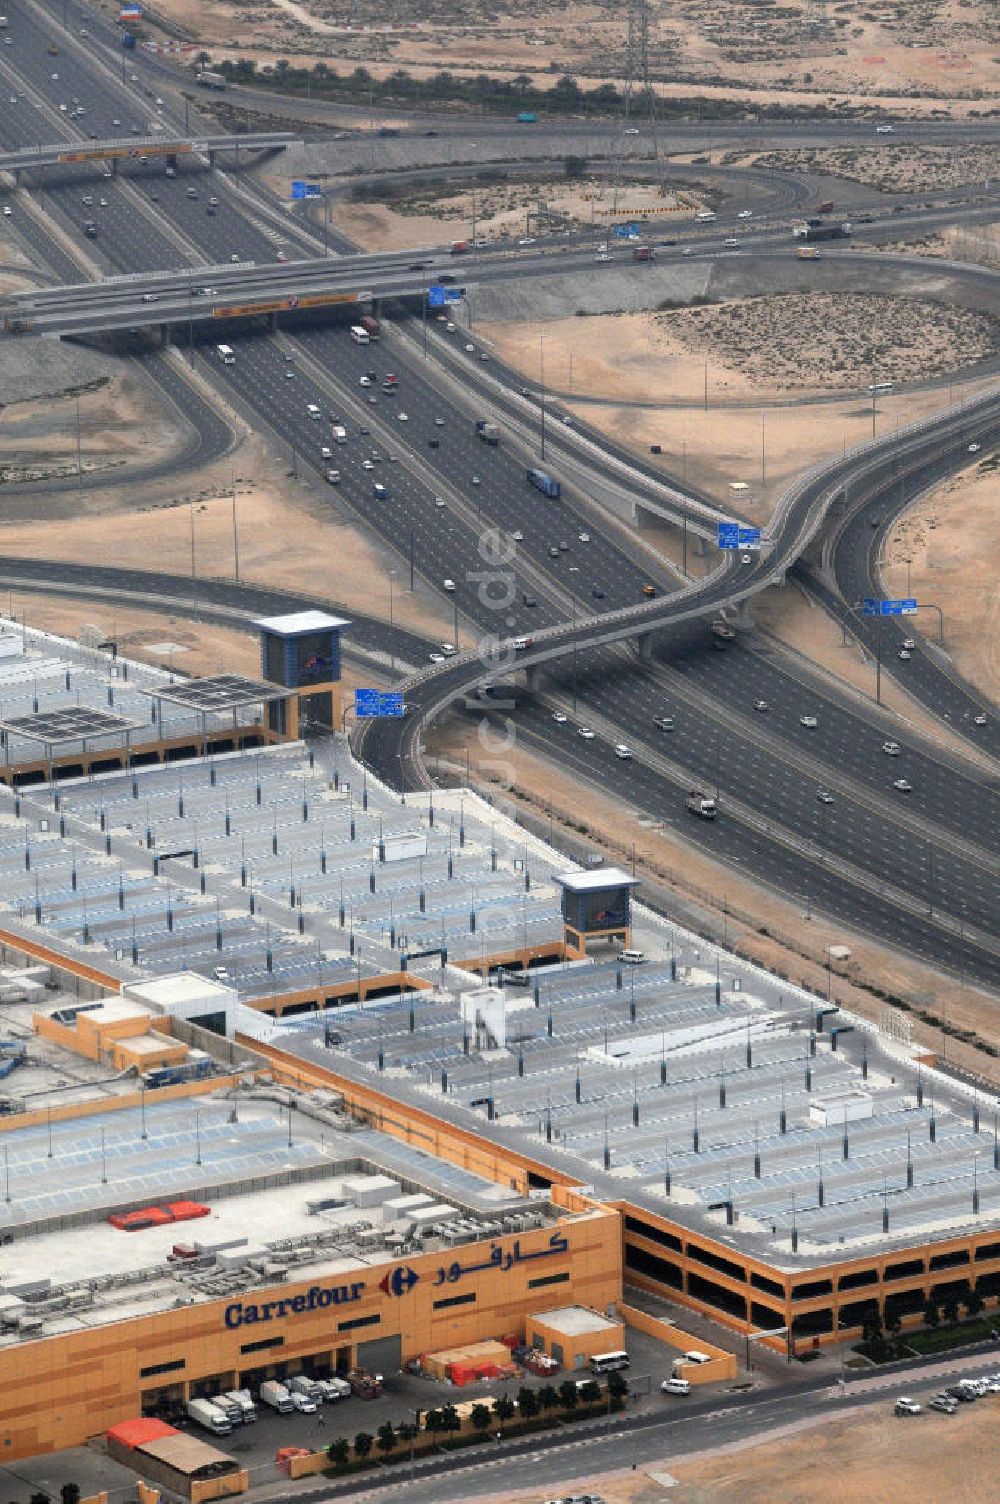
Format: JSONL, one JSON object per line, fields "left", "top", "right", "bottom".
{"left": 306, "top": 403, "right": 322, "bottom": 420}
{"left": 443, "top": 578, "right": 456, "bottom": 592}
{"left": 679, "top": 1350, "right": 712, "bottom": 1365}
{"left": 618, "top": 949, "right": 645, "bottom": 965}
{"left": 661, "top": 1377, "right": 692, "bottom": 1395}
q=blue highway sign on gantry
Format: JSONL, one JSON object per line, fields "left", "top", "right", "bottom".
{"left": 355, "top": 689, "right": 404, "bottom": 718}
{"left": 290, "top": 181, "right": 306, "bottom": 200}
{"left": 863, "top": 598, "right": 918, "bottom": 617}
{"left": 718, "top": 524, "right": 761, "bottom": 550}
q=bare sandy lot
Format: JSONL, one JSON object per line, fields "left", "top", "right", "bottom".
{"left": 881, "top": 448, "right": 1000, "bottom": 709}
{"left": 0, "top": 430, "right": 453, "bottom": 644}
{"left": 334, "top": 177, "right": 699, "bottom": 253}
{"left": 0, "top": 372, "right": 181, "bottom": 491}
{"left": 156, "top": 0, "right": 997, "bottom": 114}
{"left": 479, "top": 308, "right": 994, "bottom": 518}
{"left": 724, "top": 144, "right": 1000, "bottom": 194}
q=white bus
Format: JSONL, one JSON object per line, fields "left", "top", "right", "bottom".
{"left": 216, "top": 344, "right": 235, "bottom": 365}
{"left": 350, "top": 325, "right": 370, "bottom": 344}
{"left": 868, "top": 381, "right": 894, "bottom": 395}
{"left": 589, "top": 1350, "right": 630, "bottom": 1375}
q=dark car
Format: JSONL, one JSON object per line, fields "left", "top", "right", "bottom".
{"left": 438, "top": 274, "right": 457, "bottom": 285}
{"left": 428, "top": 438, "right": 440, "bottom": 448}
{"left": 522, "top": 594, "right": 538, "bottom": 608}
{"left": 592, "top": 586, "right": 605, "bottom": 599}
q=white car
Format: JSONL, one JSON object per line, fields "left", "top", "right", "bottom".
{"left": 552, "top": 712, "right": 567, "bottom": 724}
{"left": 800, "top": 715, "right": 818, "bottom": 728}
{"left": 737, "top": 209, "right": 753, "bottom": 218}
{"left": 518, "top": 236, "right": 536, "bottom": 246}
{"left": 443, "top": 578, "right": 456, "bottom": 592}
{"left": 397, "top": 411, "right": 409, "bottom": 421}
{"left": 512, "top": 529, "right": 524, "bottom": 541}
{"left": 876, "top": 124, "right": 894, "bottom": 134}
{"left": 893, "top": 778, "right": 913, "bottom": 793}
{"left": 882, "top": 741, "right": 901, "bottom": 756}
{"left": 595, "top": 252, "right": 612, "bottom": 262}
{"left": 682, "top": 247, "right": 695, "bottom": 256}
{"left": 434, "top": 417, "right": 445, "bottom": 426}
{"left": 465, "top": 343, "right": 475, "bottom": 352}
{"left": 360, "top": 376, "right": 372, "bottom": 387}
{"left": 435, "top": 497, "right": 446, "bottom": 508}
{"left": 968, "top": 443, "right": 981, "bottom": 453}
{"left": 816, "top": 789, "right": 835, "bottom": 804}
{"left": 362, "top": 459, "right": 374, "bottom": 471}
{"left": 320, "top": 446, "right": 332, "bottom": 459}
{"left": 112, "top": 118, "right": 120, "bottom": 127}
{"left": 471, "top": 475, "right": 481, "bottom": 486}
{"left": 974, "top": 713, "right": 988, "bottom": 726}
{"left": 428, "top": 652, "right": 445, "bottom": 664}
{"left": 902, "top": 637, "right": 916, "bottom": 650}
{"left": 229, "top": 253, "right": 240, "bottom": 262}
{"left": 578, "top": 532, "right": 590, "bottom": 542}
{"left": 623, "top": 126, "right": 640, "bottom": 135}
{"left": 440, "top": 642, "right": 458, "bottom": 656}
{"left": 894, "top": 1397, "right": 921, "bottom": 1415}
{"left": 898, "top": 648, "right": 912, "bottom": 660}
{"left": 614, "top": 744, "right": 633, "bottom": 759}
{"left": 578, "top": 727, "right": 595, "bottom": 740}
{"left": 1, "top": 206, "right": 10, "bottom": 217}
{"left": 754, "top": 699, "right": 769, "bottom": 713}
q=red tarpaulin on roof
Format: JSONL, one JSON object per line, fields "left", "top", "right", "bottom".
{"left": 107, "top": 1418, "right": 179, "bottom": 1450}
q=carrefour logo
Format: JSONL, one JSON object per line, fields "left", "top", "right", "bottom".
{"left": 224, "top": 1280, "right": 365, "bottom": 1329}
{"left": 379, "top": 1266, "right": 419, "bottom": 1298}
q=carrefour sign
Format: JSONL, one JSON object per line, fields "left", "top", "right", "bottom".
{"left": 224, "top": 1279, "right": 366, "bottom": 1328}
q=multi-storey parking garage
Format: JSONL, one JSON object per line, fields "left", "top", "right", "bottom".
{"left": 0, "top": 628, "right": 997, "bottom": 1466}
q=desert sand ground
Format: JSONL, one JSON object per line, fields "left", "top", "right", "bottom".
{"left": 333, "top": 177, "right": 702, "bottom": 253}
{"left": 0, "top": 425, "right": 456, "bottom": 644}
{"left": 881, "top": 450, "right": 1000, "bottom": 708}
{"left": 0, "top": 372, "right": 182, "bottom": 490}
{"left": 155, "top": 0, "right": 997, "bottom": 115}
{"left": 723, "top": 144, "right": 1000, "bottom": 194}
{"left": 478, "top": 304, "right": 996, "bottom": 519}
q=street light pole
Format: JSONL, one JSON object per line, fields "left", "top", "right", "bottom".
{"left": 539, "top": 332, "right": 546, "bottom": 462}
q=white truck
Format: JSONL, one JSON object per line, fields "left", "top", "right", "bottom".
{"left": 331, "top": 424, "right": 347, "bottom": 445}
{"left": 686, "top": 790, "right": 717, "bottom": 820}
{"left": 186, "top": 1397, "right": 233, "bottom": 1435}
{"left": 289, "top": 1374, "right": 323, "bottom": 1402}
{"left": 223, "top": 1389, "right": 257, "bottom": 1422}
{"left": 259, "top": 1379, "right": 294, "bottom": 1413}
{"left": 210, "top": 1394, "right": 243, "bottom": 1425}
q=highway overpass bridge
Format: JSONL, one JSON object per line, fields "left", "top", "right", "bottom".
{"left": 0, "top": 131, "right": 299, "bottom": 184}
{"left": 356, "top": 388, "right": 1000, "bottom": 790}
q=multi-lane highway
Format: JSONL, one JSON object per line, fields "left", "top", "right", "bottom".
{"left": 0, "top": 0, "right": 997, "bottom": 987}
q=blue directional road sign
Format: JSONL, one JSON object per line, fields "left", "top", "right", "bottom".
{"left": 428, "top": 284, "right": 446, "bottom": 308}
{"left": 612, "top": 223, "right": 639, "bottom": 239}
{"left": 355, "top": 689, "right": 404, "bottom": 718}
{"left": 863, "top": 598, "right": 917, "bottom": 617}
{"left": 305, "top": 183, "right": 322, "bottom": 199}
{"left": 290, "top": 181, "right": 322, "bottom": 200}
{"left": 718, "top": 523, "right": 762, "bottom": 550}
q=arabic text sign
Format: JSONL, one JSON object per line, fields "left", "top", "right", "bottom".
{"left": 432, "top": 1229, "right": 569, "bottom": 1287}
{"left": 428, "top": 284, "right": 446, "bottom": 308}
{"left": 290, "top": 180, "right": 306, "bottom": 200}
{"left": 718, "top": 523, "right": 761, "bottom": 550}
{"left": 612, "top": 223, "right": 639, "bottom": 238}
{"left": 863, "top": 597, "right": 918, "bottom": 617}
